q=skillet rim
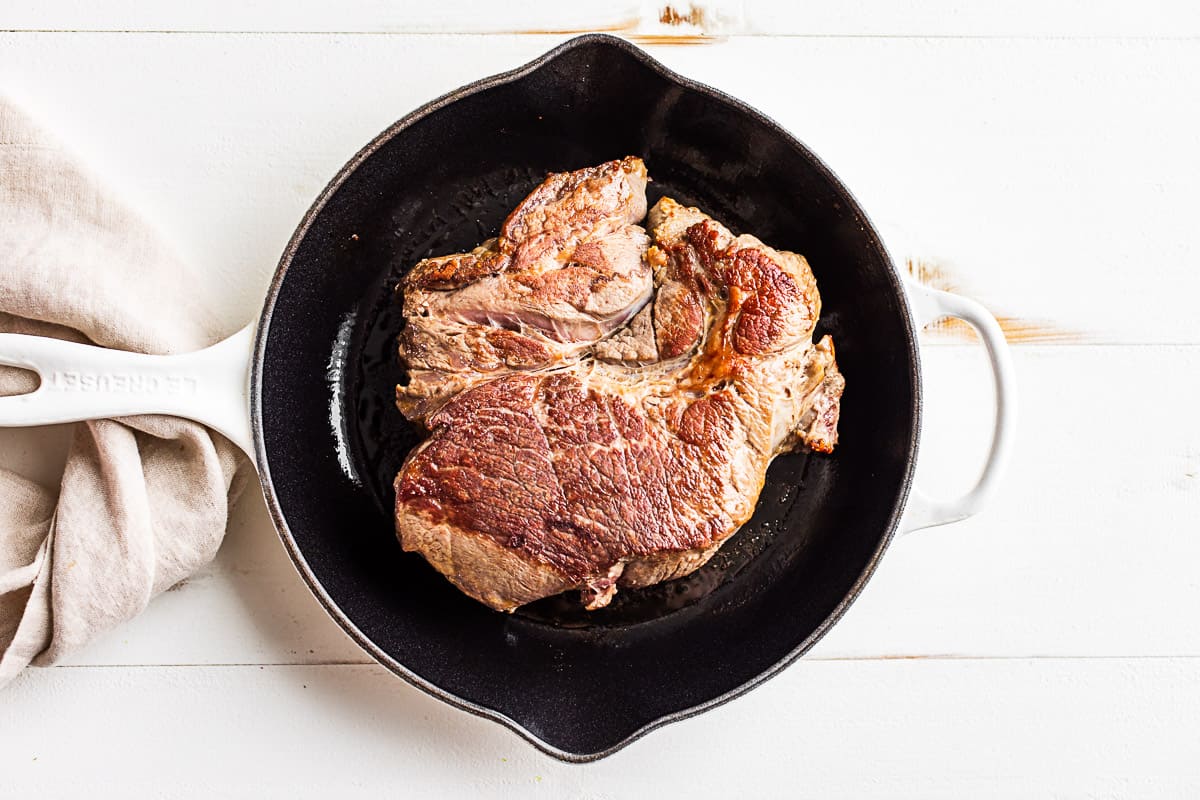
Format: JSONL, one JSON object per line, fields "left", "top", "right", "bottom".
{"left": 250, "top": 32, "right": 923, "bottom": 763}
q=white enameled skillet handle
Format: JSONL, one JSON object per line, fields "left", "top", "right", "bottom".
{"left": 900, "top": 279, "right": 1017, "bottom": 534}
{"left": 0, "top": 326, "right": 256, "bottom": 456}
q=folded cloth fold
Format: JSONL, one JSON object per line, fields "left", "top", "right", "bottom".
{"left": 0, "top": 97, "right": 246, "bottom": 685}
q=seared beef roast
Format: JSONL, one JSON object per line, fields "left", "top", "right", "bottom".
{"left": 396, "top": 156, "right": 651, "bottom": 422}
{"left": 393, "top": 158, "right": 844, "bottom": 612}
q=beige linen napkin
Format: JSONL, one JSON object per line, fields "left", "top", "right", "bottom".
{"left": 0, "top": 98, "right": 247, "bottom": 685}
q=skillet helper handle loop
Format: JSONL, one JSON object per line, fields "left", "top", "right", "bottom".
{"left": 0, "top": 325, "right": 256, "bottom": 455}
{"left": 901, "top": 280, "right": 1017, "bottom": 534}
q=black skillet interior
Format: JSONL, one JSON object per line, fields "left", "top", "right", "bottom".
{"left": 255, "top": 35, "right": 919, "bottom": 761}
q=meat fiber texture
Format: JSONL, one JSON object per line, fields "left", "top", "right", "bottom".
{"left": 393, "top": 157, "right": 844, "bottom": 612}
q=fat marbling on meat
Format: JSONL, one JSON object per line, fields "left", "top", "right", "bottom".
{"left": 393, "top": 157, "right": 844, "bottom": 612}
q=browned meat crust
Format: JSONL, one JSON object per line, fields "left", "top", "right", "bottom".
{"left": 393, "top": 163, "right": 844, "bottom": 612}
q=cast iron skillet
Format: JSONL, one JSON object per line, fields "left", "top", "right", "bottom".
{"left": 0, "top": 35, "right": 1015, "bottom": 761}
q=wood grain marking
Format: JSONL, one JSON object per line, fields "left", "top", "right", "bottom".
{"left": 906, "top": 257, "right": 1084, "bottom": 344}
{"left": 628, "top": 34, "right": 723, "bottom": 46}
{"left": 930, "top": 315, "right": 1083, "bottom": 344}
{"left": 814, "top": 654, "right": 960, "bottom": 661}
{"left": 660, "top": 5, "right": 706, "bottom": 27}
{"left": 906, "top": 257, "right": 961, "bottom": 294}
{"left": 861, "top": 654, "right": 938, "bottom": 661}
{"left": 513, "top": 18, "right": 639, "bottom": 36}
{"left": 430, "top": 6, "right": 726, "bottom": 44}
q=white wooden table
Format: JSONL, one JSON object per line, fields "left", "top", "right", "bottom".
{"left": 3, "top": 3, "right": 1199, "bottom": 796}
